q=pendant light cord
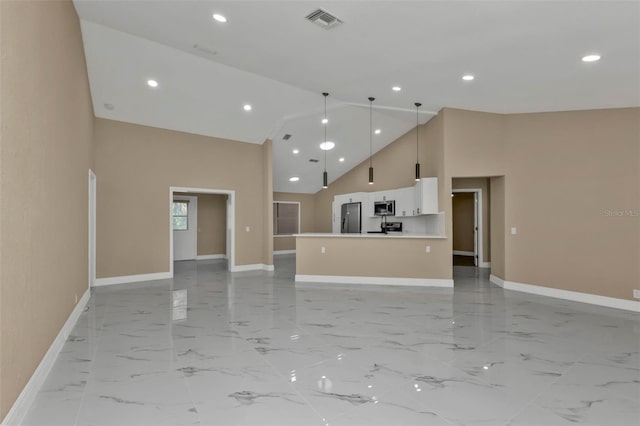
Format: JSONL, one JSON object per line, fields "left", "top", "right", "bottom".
{"left": 369, "top": 97, "right": 374, "bottom": 167}
{"left": 324, "top": 93, "right": 328, "bottom": 173}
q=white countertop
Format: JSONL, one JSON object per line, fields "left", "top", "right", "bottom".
{"left": 294, "top": 233, "right": 447, "bottom": 239}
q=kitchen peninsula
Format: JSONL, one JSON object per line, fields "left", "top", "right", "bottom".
{"left": 294, "top": 178, "right": 453, "bottom": 287}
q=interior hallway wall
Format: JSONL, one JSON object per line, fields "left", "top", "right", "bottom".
{"left": 0, "top": 0, "right": 95, "bottom": 419}
{"left": 94, "top": 118, "right": 271, "bottom": 278}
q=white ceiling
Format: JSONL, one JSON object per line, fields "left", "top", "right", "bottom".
{"left": 73, "top": 1, "right": 640, "bottom": 193}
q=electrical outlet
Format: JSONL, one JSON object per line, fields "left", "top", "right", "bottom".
{"left": 321, "top": 246, "right": 326, "bottom": 254}
{"left": 511, "top": 227, "right": 517, "bottom": 235}
{"left": 425, "top": 245, "right": 431, "bottom": 253}
{"left": 633, "top": 289, "right": 640, "bottom": 299}
{"left": 245, "top": 226, "right": 250, "bottom": 232}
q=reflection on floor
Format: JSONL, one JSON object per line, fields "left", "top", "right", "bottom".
{"left": 22, "top": 255, "right": 640, "bottom": 425}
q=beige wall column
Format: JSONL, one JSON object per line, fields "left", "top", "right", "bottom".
{"left": 263, "top": 139, "right": 274, "bottom": 266}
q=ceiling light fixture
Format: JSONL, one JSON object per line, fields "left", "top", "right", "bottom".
{"left": 322, "top": 92, "right": 329, "bottom": 189}
{"left": 289, "top": 176, "right": 300, "bottom": 182}
{"left": 212, "top": 14, "right": 227, "bottom": 23}
{"left": 392, "top": 86, "right": 402, "bottom": 92}
{"left": 582, "top": 54, "right": 601, "bottom": 62}
{"left": 320, "top": 142, "right": 335, "bottom": 150}
{"left": 368, "top": 97, "right": 375, "bottom": 185}
{"left": 243, "top": 104, "right": 252, "bottom": 111}
{"left": 414, "top": 102, "right": 422, "bottom": 181}
{"left": 339, "top": 157, "right": 345, "bottom": 162}
{"left": 462, "top": 75, "right": 474, "bottom": 81}
{"left": 292, "top": 149, "right": 299, "bottom": 154}
{"left": 147, "top": 79, "right": 158, "bottom": 88}
{"left": 375, "top": 129, "right": 381, "bottom": 135}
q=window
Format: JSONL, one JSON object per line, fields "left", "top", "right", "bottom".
{"left": 273, "top": 202, "right": 299, "bottom": 235}
{"left": 172, "top": 201, "right": 189, "bottom": 230}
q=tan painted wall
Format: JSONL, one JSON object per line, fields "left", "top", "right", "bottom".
{"left": 262, "top": 140, "right": 274, "bottom": 265}
{"left": 452, "top": 177, "right": 491, "bottom": 261}
{"left": 196, "top": 194, "right": 227, "bottom": 256}
{"left": 452, "top": 192, "right": 475, "bottom": 252}
{"left": 490, "top": 176, "right": 506, "bottom": 278}
{"left": 296, "top": 237, "right": 451, "bottom": 279}
{"left": 504, "top": 108, "right": 639, "bottom": 300}
{"left": 94, "top": 119, "right": 271, "bottom": 277}
{"left": 0, "top": 0, "right": 94, "bottom": 419}
{"left": 273, "top": 192, "right": 316, "bottom": 251}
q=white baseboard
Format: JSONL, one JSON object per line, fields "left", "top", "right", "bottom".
{"left": 274, "top": 250, "right": 296, "bottom": 255}
{"left": 1, "top": 289, "right": 90, "bottom": 426}
{"left": 491, "top": 275, "right": 640, "bottom": 312}
{"left": 453, "top": 250, "right": 474, "bottom": 256}
{"left": 295, "top": 274, "right": 454, "bottom": 288}
{"left": 490, "top": 274, "right": 505, "bottom": 287}
{"left": 480, "top": 261, "right": 491, "bottom": 268}
{"left": 196, "top": 254, "right": 227, "bottom": 260}
{"left": 94, "top": 272, "right": 172, "bottom": 286}
{"left": 231, "top": 264, "right": 274, "bottom": 272}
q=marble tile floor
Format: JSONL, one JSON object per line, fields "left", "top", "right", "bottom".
{"left": 21, "top": 255, "right": 640, "bottom": 426}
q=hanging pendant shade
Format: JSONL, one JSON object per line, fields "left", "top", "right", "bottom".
{"left": 368, "top": 97, "right": 375, "bottom": 185}
{"left": 322, "top": 92, "right": 329, "bottom": 189}
{"left": 414, "top": 102, "right": 422, "bottom": 182}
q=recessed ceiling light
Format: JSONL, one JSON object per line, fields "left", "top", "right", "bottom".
{"left": 462, "top": 75, "right": 474, "bottom": 81}
{"left": 322, "top": 118, "right": 328, "bottom": 124}
{"left": 339, "top": 157, "right": 345, "bottom": 162}
{"left": 147, "top": 79, "right": 158, "bottom": 88}
{"left": 320, "top": 141, "right": 335, "bottom": 150}
{"left": 292, "top": 149, "right": 299, "bottom": 154}
{"left": 212, "top": 14, "right": 227, "bottom": 23}
{"left": 392, "top": 86, "right": 402, "bottom": 92}
{"left": 243, "top": 104, "right": 252, "bottom": 111}
{"left": 289, "top": 176, "right": 300, "bottom": 182}
{"left": 374, "top": 129, "right": 381, "bottom": 134}
{"left": 582, "top": 54, "right": 601, "bottom": 62}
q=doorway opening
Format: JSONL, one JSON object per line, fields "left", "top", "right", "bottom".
{"left": 452, "top": 188, "right": 483, "bottom": 267}
{"left": 169, "top": 187, "right": 235, "bottom": 274}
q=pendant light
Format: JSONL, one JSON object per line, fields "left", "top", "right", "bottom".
{"left": 414, "top": 102, "right": 422, "bottom": 181}
{"left": 322, "top": 92, "right": 329, "bottom": 189}
{"left": 368, "top": 97, "right": 375, "bottom": 185}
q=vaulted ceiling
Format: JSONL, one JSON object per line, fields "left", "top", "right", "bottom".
{"left": 73, "top": 1, "right": 640, "bottom": 193}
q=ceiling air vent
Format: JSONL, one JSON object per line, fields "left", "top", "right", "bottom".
{"left": 305, "top": 9, "right": 343, "bottom": 29}
{"left": 308, "top": 158, "right": 319, "bottom": 163}
{"left": 282, "top": 134, "right": 292, "bottom": 140}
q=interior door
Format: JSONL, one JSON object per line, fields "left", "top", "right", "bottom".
{"left": 173, "top": 195, "right": 197, "bottom": 261}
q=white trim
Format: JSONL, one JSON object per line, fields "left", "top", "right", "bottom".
{"left": 493, "top": 276, "right": 640, "bottom": 312}
{"left": 490, "top": 274, "right": 505, "bottom": 287}
{"left": 231, "top": 264, "right": 274, "bottom": 272}
{"left": 1, "top": 289, "right": 90, "bottom": 426}
{"left": 453, "top": 250, "right": 474, "bottom": 256}
{"left": 170, "top": 187, "right": 235, "bottom": 273}
{"left": 274, "top": 250, "right": 296, "bottom": 255}
{"left": 196, "top": 254, "right": 227, "bottom": 260}
{"left": 94, "top": 272, "right": 172, "bottom": 287}
{"left": 480, "top": 261, "right": 491, "bottom": 268}
{"left": 295, "top": 274, "right": 454, "bottom": 288}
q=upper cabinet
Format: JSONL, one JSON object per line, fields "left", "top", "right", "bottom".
{"left": 394, "top": 187, "right": 416, "bottom": 217}
{"left": 414, "top": 177, "right": 438, "bottom": 215}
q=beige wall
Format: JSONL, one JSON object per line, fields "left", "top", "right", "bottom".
{"left": 94, "top": 119, "right": 272, "bottom": 277}
{"left": 490, "top": 176, "right": 506, "bottom": 278}
{"left": 195, "top": 194, "right": 227, "bottom": 256}
{"left": 0, "top": 0, "right": 94, "bottom": 419}
{"left": 503, "top": 108, "right": 639, "bottom": 300}
{"left": 273, "top": 192, "right": 316, "bottom": 251}
{"left": 452, "top": 177, "right": 491, "bottom": 261}
{"left": 452, "top": 192, "right": 475, "bottom": 252}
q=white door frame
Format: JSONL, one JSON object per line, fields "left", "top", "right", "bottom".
{"left": 172, "top": 195, "right": 198, "bottom": 261}
{"left": 88, "top": 170, "right": 96, "bottom": 288}
{"left": 452, "top": 188, "right": 484, "bottom": 267}
{"left": 169, "top": 187, "right": 235, "bottom": 274}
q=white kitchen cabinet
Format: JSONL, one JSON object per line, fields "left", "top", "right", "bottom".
{"left": 370, "top": 191, "right": 393, "bottom": 202}
{"left": 414, "top": 177, "right": 438, "bottom": 215}
{"left": 394, "top": 187, "right": 416, "bottom": 217}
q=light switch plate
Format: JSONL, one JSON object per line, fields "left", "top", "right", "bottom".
{"left": 511, "top": 227, "right": 517, "bottom": 235}
{"left": 321, "top": 246, "right": 326, "bottom": 254}
{"left": 633, "top": 289, "right": 640, "bottom": 299}
{"left": 425, "top": 245, "right": 431, "bottom": 253}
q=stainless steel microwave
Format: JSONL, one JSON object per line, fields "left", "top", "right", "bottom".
{"left": 374, "top": 200, "right": 395, "bottom": 216}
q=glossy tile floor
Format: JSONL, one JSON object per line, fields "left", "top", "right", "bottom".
{"left": 23, "top": 255, "right": 640, "bottom": 426}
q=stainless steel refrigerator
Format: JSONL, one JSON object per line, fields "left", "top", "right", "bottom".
{"left": 341, "top": 202, "right": 361, "bottom": 234}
